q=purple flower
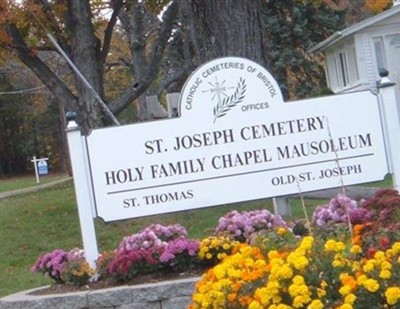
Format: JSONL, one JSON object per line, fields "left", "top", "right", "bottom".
{"left": 118, "top": 224, "right": 187, "bottom": 252}
{"left": 215, "top": 209, "right": 287, "bottom": 242}
{"left": 31, "top": 249, "right": 69, "bottom": 283}
{"left": 159, "top": 238, "right": 200, "bottom": 268}
{"left": 312, "top": 194, "right": 372, "bottom": 227}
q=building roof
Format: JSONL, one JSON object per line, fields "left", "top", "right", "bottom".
{"left": 309, "top": 4, "right": 400, "bottom": 53}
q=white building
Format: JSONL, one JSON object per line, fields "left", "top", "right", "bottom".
{"left": 309, "top": 2, "right": 400, "bottom": 109}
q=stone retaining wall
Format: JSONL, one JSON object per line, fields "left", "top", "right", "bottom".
{"left": 0, "top": 277, "right": 199, "bottom": 309}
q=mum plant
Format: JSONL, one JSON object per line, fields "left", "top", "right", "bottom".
{"left": 99, "top": 223, "right": 200, "bottom": 281}
{"left": 31, "top": 248, "right": 94, "bottom": 285}
{"left": 159, "top": 238, "right": 200, "bottom": 272}
{"left": 198, "top": 235, "right": 240, "bottom": 266}
{"left": 215, "top": 209, "right": 287, "bottom": 242}
{"left": 352, "top": 189, "right": 400, "bottom": 258}
{"left": 312, "top": 194, "right": 370, "bottom": 227}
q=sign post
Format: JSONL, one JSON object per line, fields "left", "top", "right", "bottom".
{"left": 378, "top": 73, "right": 400, "bottom": 190}
{"left": 66, "top": 114, "right": 99, "bottom": 267}
{"left": 31, "top": 156, "right": 49, "bottom": 183}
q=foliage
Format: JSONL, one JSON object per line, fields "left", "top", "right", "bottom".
{"left": 365, "top": 0, "right": 392, "bottom": 13}
{"left": 352, "top": 189, "right": 400, "bottom": 258}
{"left": 215, "top": 209, "right": 287, "bottom": 242}
{"left": 95, "top": 250, "right": 117, "bottom": 280}
{"left": 263, "top": 0, "right": 347, "bottom": 99}
{"left": 0, "top": 67, "right": 64, "bottom": 175}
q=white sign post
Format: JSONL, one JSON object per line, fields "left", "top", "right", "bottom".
{"left": 31, "top": 156, "right": 49, "bottom": 184}
{"left": 66, "top": 118, "right": 99, "bottom": 267}
{"left": 66, "top": 57, "right": 397, "bottom": 263}
{"left": 378, "top": 74, "right": 400, "bottom": 190}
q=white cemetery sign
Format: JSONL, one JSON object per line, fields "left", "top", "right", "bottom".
{"left": 82, "top": 57, "right": 387, "bottom": 223}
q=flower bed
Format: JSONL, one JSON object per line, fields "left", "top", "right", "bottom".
{"left": 3, "top": 189, "right": 400, "bottom": 309}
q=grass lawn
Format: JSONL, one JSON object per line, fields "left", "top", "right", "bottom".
{"left": 0, "top": 180, "right": 327, "bottom": 298}
{"left": 0, "top": 173, "right": 69, "bottom": 193}
{"left": 0, "top": 174, "right": 393, "bottom": 298}
{"left": 362, "top": 173, "right": 393, "bottom": 188}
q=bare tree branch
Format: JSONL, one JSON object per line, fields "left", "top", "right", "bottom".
{"left": 156, "top": 67, "right": 188, "bottom": 96}
{"left": 5, "top": 23, "right": 78, "bottom": 111}
{"left": 110, "top": 0, "right": 180, "bottom": 115}
{"left": 100, "top": 0, "right": 123, "bottom": 64}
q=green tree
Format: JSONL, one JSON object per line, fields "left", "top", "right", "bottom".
{"left": 264, "top": 0, "right": 347, "bottom": 99}
{"left": 0, "top": 65, "right": 62, "bottom": 175}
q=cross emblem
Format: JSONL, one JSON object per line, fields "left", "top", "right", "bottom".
{"left": 202, "top": 77, "right": 234, "bottom": 105}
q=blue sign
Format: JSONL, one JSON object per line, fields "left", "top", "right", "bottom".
{"left": 37, "top": 160, "right": 48, "bottom": 175}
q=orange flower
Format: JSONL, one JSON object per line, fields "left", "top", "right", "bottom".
{"left": 228, "top": 293, "right": 237, "bottom": 302}
{"left": 239, "top": 295, "right": 253, "bottom": 306}
{"left": 341, "top": 274, "right": 358, "bottom": 290}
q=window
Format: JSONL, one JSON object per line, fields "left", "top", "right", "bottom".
{"left": 326, "top": 42, "right": 359, "bottom": 91}
{"left": 337, "top": 51, "right": 350, "bottom": 87}
{"left": 373, "top": 36, "right": 387, "bottom": 72}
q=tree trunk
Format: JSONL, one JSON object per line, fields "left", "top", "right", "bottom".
{"left": 67, "top": 0, "right": 105, "bottom": 132}
{"left": 182, "top": 0, "right": 269, "bottom": 68}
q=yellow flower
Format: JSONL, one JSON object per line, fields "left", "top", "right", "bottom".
{"left": 248, "top": 301, "right": 263, "bottom": 309}
{"left": 344, "top": 293, "right": 357, "bottom": 305}
{"left": 374, "top": 250, "right": 385, "bottom": 260}
{"left": 392, "top": 242, "right": 400, "bottom": 254}
{"left": 356, "top": 274, "right": 367, "bottom": 285}
{"left": 339, "top": 285, "right": 352, "bottom": 296}
{"left": 324, "top": 239, "right": 346, "bottom": 252}
{"left": 362, "top": 278, "right": 380, "bottom": 292}
{"left": 379, "top": 269, "right": 391, "bottom": 279}
{"left": 362, "top": 261, "right": 375, "bottom": 273}
{"left": 385, "top": 287, "right": 400, "bottom": 305}
{"left": 292, "top": 275, "right": 305, "bottom": 285}
{"left": 268, "top": 250, "right": 280, "bottom": 260}
{"left": 380, "top": 260, "right": 392, "bottom": 270}
{"left": 307, "top": 299, "right": 324, "bottom": 309}
{"left": 317, "top": 287, "right": 326, "bottom": 298}
{"left": 222, "top": 243, "right": 230, "bottom": 250}
{"left": 217, "top": 253, "right": 227, "bottom": 260}
{"left": 350, "top": 245, "right": 362, "bottom": 254}
{"left": 293, "top": 294, "right": 311, "bottom": 308}
{"left": 277, "top": 227, "right": 287, "bottom": 236}
{"left": 276, "top": 264, "right": 293, "bottom": 280}
{"left": 332, "top": 258, "right": 345, "bottom": 268}
{"left": 300, "top": 236, "right": 314, "bottom": 250}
